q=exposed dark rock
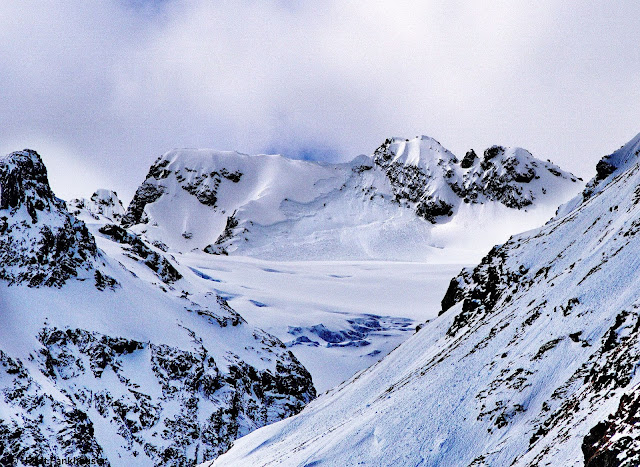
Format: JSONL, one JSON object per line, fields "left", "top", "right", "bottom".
{"left": 0, "top": 150, "right": 317, "bottom": 465}
{"left": 204, "top": 213, "right": 239, "bottom": 255}
{"left": 582, "top": 385, "right": 640, "bottom": 466}
{"left": 123, "top": 156, "right": 244, "bottom": 228}
{"left": 67, "top": 189, "right": 126, "bottom": 223}
{"left": 286, "top": 336, "right": 320, "bottom": 347}
{"left": 440, "top": 267, "right": 473, "bottom": 313}
{"left": 180, "top": 169, "right": 243, "bottom": 208}
{"left": 94, "top": 270, "right": 119, "bottom": 291}
{"left": 484, "top": 146, "right": 505, "bottom": 161}
{"left": 0, "top": 325, "right": 317, "bottom": 465}
{"left": 415, "top": 198, "right": 454, "bottom": 223}
{"left": 98, "top": 224, "right": 182, "bottom": 283}
{"left": 373, "top": 139, "right": 456, "bottom": 224}
{"left": 582, "top": 145, "right": 640, "bottom": 202}
{"left": 372, "top": 138, "right": 576, "bottom": 221}
{"left": 147, "top": 157, "right": 171, "bottom": 180}
{"left": 0, "top": 150, "right": 98, "bottom": 287}
{"left": 461, "top": 148, "right": 540, "bottom": 208}
{"left": 121, "top": 182, "right": 164, "bottom": 227}
{"left": 0, "top": 149, "right": 55, "bottom": 215}
{"left": 352, "top": 164, "right": 373, "bottom": 173}
{"left": 595, "top": 160, "right": 618, "bottom": 183}
{"left": 461, "top": 149, "right": 478, "bottom": 169}
{"left": 441, "top": 245, "right": 521, "bottom": 337}
{"left": 220, "top": 168, "right": 243, "bottom": 183}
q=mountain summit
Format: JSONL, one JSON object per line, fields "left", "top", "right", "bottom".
{"left": 0, "top": 149, "right": 97, "bottom": 286}
{"left": 121, "top": 136, "right": 581, "bottom": 262}
{"left": 0, "top": 134, "right": 586, "bottom": 465}
{"left": 373, "top": 136, "right": 579, "bottom": 218}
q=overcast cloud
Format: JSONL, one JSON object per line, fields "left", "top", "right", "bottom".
{"left": 1, "top": 0, "right": 639, "bottom": 201}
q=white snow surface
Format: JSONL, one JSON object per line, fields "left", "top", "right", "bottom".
{"left": 180, "top": 253, "right": 464, "bottom": 393}
{"left": 0, "top": 236, "right": 312, "bottom": 463}
{"left": 126, "top": 137, "right": 582, "bottom": 263}
{"left": 0, "top": 137, "right": 586, "bottom": 464}
{"left": 0, "top": 149, "right": 316, "bottom": 464}
{"left": 210, "top": 133, "right": 640, "bottom": 466}
{"left": 115, "top": 136, "right": 583, "bottom": 395}
{"left": 68, "top": 188, "right": 126, "bottom": 224}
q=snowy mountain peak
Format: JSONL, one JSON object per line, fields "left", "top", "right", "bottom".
{"left": 0, "top": 149, "right": 98, "bottom": 287}
{"left": 374, "top": 135, "right": 459, "bottom": 168}
{"left": 373, "top": 135, "right": 580, "bottom": 220}
{"left": 68, "top": 188, "right": 125, "bottom": 224}
{"left": 460, "top": 149, "right": 478, "bottom": 168}
{"left": 0, "top": 149, "right": 59, "bottom": 219}
{"left": 119, "top": 136, "right": 582, "bottom": 261}
{"left": 460, "top": 145, "right": 579, "bottom": 209}
{"left": 0, "top": 150, "right": 317, "bottom": 465}
{"left": 122, "top": 149, "right": 253, "bottom": 229}
{"left": 91, "top": 188, "right": 124, "bottom": 211}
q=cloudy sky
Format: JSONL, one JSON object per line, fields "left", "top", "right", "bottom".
{"left": 1, "top": 1, "right": 639, "bottom": 202}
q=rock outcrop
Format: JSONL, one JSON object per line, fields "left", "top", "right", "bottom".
{"left": 0, "top": 149, "right": 317, "bottom": 465}
{"left": 68, "top": 189, "right": 126, "bottom": 223}
{"left": 0, "top": 149, "right": 97, "bottom": 287}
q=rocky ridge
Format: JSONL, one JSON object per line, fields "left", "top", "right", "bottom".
{"left": 373, "top": 137, "right": 580, "bottom": 221}
{"left": 0, "top": 150, "right": 97, "bottom": 287}
{"left": 68, "top": 189, "right": 126, "bottom": 224}
{"left": 119, "top": 137, "right": 581, "bottom": 261}
{"left": 0, "top": 149, "right": 316, "bottom": 465}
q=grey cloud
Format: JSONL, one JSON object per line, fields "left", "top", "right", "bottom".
{"left": 1, "top": 0, "right": 639, "bottom": 202}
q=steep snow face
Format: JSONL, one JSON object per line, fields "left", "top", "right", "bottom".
{"left": 68, "top": 189, "right": 126, "bottom": 224}
{"left": 0, "top": 150, "right": 97, "bottom": 286}
{"left": 123, "top": 138, "right": 581, "bottom": 262}
{"left": 211, "top": 132, "right": 640, "bottom": 466}
{"left": 0, "top": 151, "right": 315, "bottom": 465}
{"left": 122, "top": 149, "right": 354, "bottom": 255}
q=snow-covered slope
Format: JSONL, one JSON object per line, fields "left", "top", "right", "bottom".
{"left": 68, "top": 188, "right": 126, "bottom": 224}
{"left": 68, "top": 186, "right": 457, "bottom": 395}
{"left": 211, "top": 132, "right": 640, "bottom": 466}
{"left": 0, "top": 150, "right": 315, "bottom": 465}
{"left": 122, "top": 137, "right": 581, "bottom": 263}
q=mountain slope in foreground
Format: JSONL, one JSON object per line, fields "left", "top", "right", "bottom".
{"left": 122, "top": 136, "right": 581, "bottom": 263}
{"left": 211, "top": 134, "right": 640, "bottom": 466}
{"left": 0, "top": 150, "right": 315, "bottom": 465}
